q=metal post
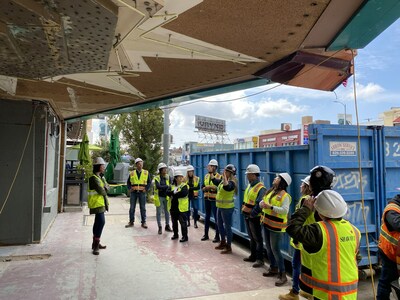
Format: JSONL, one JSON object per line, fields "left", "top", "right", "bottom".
{"left": 162, "top": 108, "right": 170, "bottom": 164}
{"left": 334, "top": 100, "right": 347, "bottom": 125}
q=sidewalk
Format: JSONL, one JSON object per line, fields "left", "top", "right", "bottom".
{"left": 0, "top": 196, "right": 376, "bottom": 299}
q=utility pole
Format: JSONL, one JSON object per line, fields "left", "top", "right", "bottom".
{"left": 162, "top": 107, "right": 171, "bottom": 164}
{"left": 334, "top": 100, "right": 347, "bottom": 125}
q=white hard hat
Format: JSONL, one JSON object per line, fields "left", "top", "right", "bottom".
{"left": 208, "top": 159, "right": 218, "bottom": 167}
{"left": 187, "top": 165, "right": 194, "bottom": 171}
{"left": 278, "top": 173, "right": 292, "bottom": 186}
{"left": 174, "top": 170, "right": 185, "bottom": 177}
{"left": 314, "top": 190, "right": 347, "bottom": 218}
{"left": 157, "top": 162, "right": 167, "bottom": 170}
{"left": 135, "top": 157, "right": 143, "bottom": 164}
{"left": 245, "top": 164, "right": 260, "bottom": 174}
{"left": 301, "top": 175, "right": 311, "bottom": 186}
{"left": 93, "top": 157, "right": 106, "bottom": 165}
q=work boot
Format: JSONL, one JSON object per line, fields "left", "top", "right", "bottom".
{"left": 92, "top": 237, "right": 106, "bottom": 250}
{"left": 201, "top": 235, "right": 209, "bottom": 241}
{"left": 125, "top": 221, "right": 134, "bottom": 228}
{"left": 212, "top": 236, "right": 220, "bottom": 243}
{"left": 220, "top": 244, "right": 232, "bottom": 254}
{"left": 194, "top": 221, "right": 198, "bottom": 228}
{"left": 158, "top": 226, "right": 162, "bottom": 235}
{"left": 187, "top": 220, "right": 191, "bottom": 227}
{"left": 299, "top": 291, "right": 313, "bottom": 300}
{"left": 243, "top": 256, "right": 256, "bottom": 262}
{"left": 214, "top": 240, "right": 227, "bottom": 250}
{"left": 278, "top": 289, "right": 299, "bottom": 300}
{"left": 275, "top": 272, "right": 288, "bottom": 286}
{"left": 165, "top": 224, "right": 172, "bottom": 232}
{"left": 92, "top": 238, "right": 100, "bottom": 255}
{"left": 252, "top": 260, "right": 264, "bottom": 268}
{"left": 171, "top": 235, "right": 179, "bottom": 240}
{"left": 141, "top": 223, "right": 148, "bottom": 229}
{"left": 179, "top": 237, "right": 188, "bottom": 242}
{"left": 263, "top": 267, "right": 279, "bottom": 277}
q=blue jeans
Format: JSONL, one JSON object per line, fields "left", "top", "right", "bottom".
{"left": 245, "top": 216, "right": 264, "bottom": 260}
{"left": 129, "top": 192, "right": 146, "bottom": 224}
{"left": 156, "top": 196, "right": 170, "bottom": 227}
{"left": 204, "top": 199, "right": 219, "bottom": 238}
{"left": 377, "top": 249, "right": 399, "bottom": 300}
{"left": 188, "top": 197, "right": 199, "bottom": 222}
{"left": 263, "top": 227, "right": 285, "bottom": 272}
{"left": 292, "top": 249, "right": 301, "bottom": 293}
{"left": 93, "top": 212, "right": 105, "bottom": 238}
{"left": 217, "top": 207, "right": 234, "bottom": 245}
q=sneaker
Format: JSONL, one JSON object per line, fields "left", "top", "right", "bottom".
{"left": 201, "top": 235, "right": 209, "bottom": 241}
{"left": 165, "top": 225, "right": 173, "bottom": 232}
{"left": 158, "top": 227, "right": 162, "bottom": 235}
{"left": 243, "top": 256, "right": 256, "bottom": 262}
{"left": 141, "top": 223, "right": 148, "bottom": 229}
{"left": 125, "top": 222, "right": 134, "bottom": 228}
{"left": 278, "top": 289, "right": 299, "bottom": 300}
{"left": 252, "top": 260, "right": 264, "bottom": 268}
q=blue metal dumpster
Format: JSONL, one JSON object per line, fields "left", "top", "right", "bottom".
{"left": 190, "top": 124, "right": 400, "bottom": 267}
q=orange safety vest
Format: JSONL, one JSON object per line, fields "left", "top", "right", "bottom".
{"left": 379, "top": 203, "right": 400, "bottom": 262}
{"left": 203, "top": 173, "right": 221, "bottom": 200}
{"left": 241, "top": 182, "right": 264, "bottom": 216}
{"left": 130, "top": 169, "right": 149, "bottom": 192}
{"left": 397, "top": 239, "right": 400, "bottom": 275}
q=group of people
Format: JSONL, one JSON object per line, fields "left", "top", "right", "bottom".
{"left": 87, "top": 156, "right": 400, "bottom": 300}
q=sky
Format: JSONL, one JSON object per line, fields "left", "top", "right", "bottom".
{"left": 168, "top": 19, "right": 400, "bottom": 147}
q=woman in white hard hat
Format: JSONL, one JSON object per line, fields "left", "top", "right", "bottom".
{"left": 260, "top": 173, "right": 292, "bottom": 286}
{"left": 279, "top": 176, "right": 313, "bottom": 300}
{"left": 186, "top": 165, "right": 201, "bottom": 228}
{"left": 286, "top": 190, "right": 361, "bottom": 300}
{"left": 201, "top": 159, "right": 221, "bottom": 243}
{"left": 154, "top": 162, "right": 173, "bottom": 235}
{"left": 167, "top": 169, "right": 189, "bottom": 242}
{"left": 213, "top": 164, "right": 238, "bottom": 254}
{"left": 88, "top": 157, "right": 109, "bottom": 255}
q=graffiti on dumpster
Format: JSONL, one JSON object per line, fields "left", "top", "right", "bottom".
{"left": 386, "top": 141, "right": 400, "bottom": 157}
{"left": 345, "top": 202, "right": 370, "bottom": 224}
{"left": 334, "top": 171, "right": 368, "bottom": 191}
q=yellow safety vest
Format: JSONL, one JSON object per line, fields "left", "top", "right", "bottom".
{"left": 203, "top": 173, "right": 221, "bottom": 200}
{"left": 261, "top": 190, "right": 291, "bottom": 232}
{"left": 290, "top": 195, "right": 316, "bottom": 250}
{"left": 130, "top": 169, "right": 149, "bottom": 191}
{"left": 171, "top": 183, "right": 189, "bottom": 212}
{"left": 187, "top": 176, "right": 200, "bottom": 198}
{"left": 216, "top": 181, "right": 235, "bottom": 209}
{"left": 153, "top": 175, "right": 170, "bottom": 207}
{"left": 88, "top": 175, "right": 107, "bottom": 209}
{"left": 300, "top": 220, "right": 361, "bottom": 300}
{"left": 378, "top": 203, "right": 400, "bottom": 262}
{"left": 242, "top": 182, "right": 264, "bottom": 216}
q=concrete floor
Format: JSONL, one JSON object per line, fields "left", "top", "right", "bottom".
{"left": 0, "top": 197, "right": 379, "bottom": 300}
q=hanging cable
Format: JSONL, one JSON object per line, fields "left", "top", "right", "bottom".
{"left": 351, "top": 50, "right": 376, "bottom": 299}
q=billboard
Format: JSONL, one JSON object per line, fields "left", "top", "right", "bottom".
{"left": 195, "top": 115, "right": 226, "bottom": 133}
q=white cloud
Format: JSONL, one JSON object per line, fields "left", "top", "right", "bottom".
{"left": 344, "top": 82, "right": 385, "bottom": 102}
{"left": 256, "top": 98, "right": 307, "bottom": 117}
